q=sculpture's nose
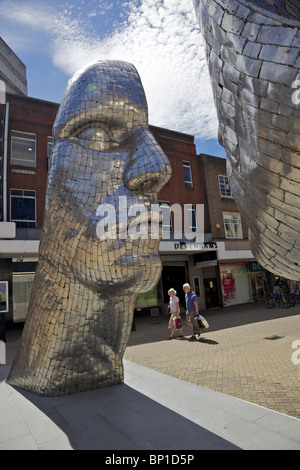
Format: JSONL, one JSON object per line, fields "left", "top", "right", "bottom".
{"left": 124, "top": 128, "right": 172, "bottom": 196}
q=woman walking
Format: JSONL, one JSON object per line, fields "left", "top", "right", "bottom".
{"left": 168, "top": 288, "right": 183, "bottom": 339}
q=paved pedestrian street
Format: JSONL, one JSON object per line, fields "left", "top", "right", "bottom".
{"left": 2, "top": 301, "right": 300, "bottom": 450}
{"left": 125, "top": 302, "right": 300, "bottom": 420}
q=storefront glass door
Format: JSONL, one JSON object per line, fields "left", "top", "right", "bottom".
{"left": 251, "top": 272, "right": 266, "bottom": 301}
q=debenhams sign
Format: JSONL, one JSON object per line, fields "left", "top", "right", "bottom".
{"left": 159, "top": 241, "right": 218, "bottom": 252}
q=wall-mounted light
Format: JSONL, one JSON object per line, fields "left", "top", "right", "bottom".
{"left": 216, "top": 224, "right": 220, "bottom": 229}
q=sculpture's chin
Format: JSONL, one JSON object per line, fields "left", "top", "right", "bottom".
{"left": 74, "top": 252, "right": 163, "bottom": 294}
{"left": 114, "top": 253, "right": 163, "bottom": 294}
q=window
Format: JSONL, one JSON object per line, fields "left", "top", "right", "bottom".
{"left": 47, "top": 136, "right": 53, "bottom": 169}
{"left": 0, "top": 281, "right": 9, "bottom": 313}
{"left": 11, "top": 131, "right": 36, "bottom": 167}
{"left": 183, "top": 161, "right": 193, "bottom": 188}
{"left": 223, "top": 212, "right": 243, "bottom": 239}
{"left": 10, "top": 189, "right": 36, "bottom": 228}
{"left": 187, "top": 204, "right": 197, "bottom": 233}
{"left": 218, "top": 175, "right": 233, "bottom": 198}
{"left": 160, "top": 201, "right": 172, "bottom": 238}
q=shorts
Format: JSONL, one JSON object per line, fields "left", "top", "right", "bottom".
{"left": 186, "top": 311, "right": 195, "bottom": 325}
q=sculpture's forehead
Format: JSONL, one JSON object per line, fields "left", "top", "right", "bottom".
{"left": 245, "top": 0, "right": 300, "bottom": 20}
{"left": 53, "top": 61, "right": 148, "bottom": 138}
{"left": 69, "top": 61, "right": 147, "bottom": 107}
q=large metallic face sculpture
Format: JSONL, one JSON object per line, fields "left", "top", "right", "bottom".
{"left": 194, "top": 0, "right": 300, "bottom": 280}
{"left": 7, "top": 61, "right": 171, "bottom": 396}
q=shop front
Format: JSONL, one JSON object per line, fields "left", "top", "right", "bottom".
{"left": 159, "top": 240, "right": 219, "bottom": 312}
{"left": 219, "top": 260, "right": 267, "bottom": 307}
{"left": 220, "top": 262, "right": 253, "bottom": 307}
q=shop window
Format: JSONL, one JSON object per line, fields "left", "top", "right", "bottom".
{"left": 12, "top": 273, "right": 35, "bottom": 322}
{"left": 0, "top": 281, "right": 9, "bottom": 313}
{"left": 10, "top": 189, "right": 36, "bottom": 228}
{"left": 223, "top": 212, "right": 243, "bottom": 239}
{"left": 218, "top": 175, "right": 233, "bottom": 198}
{"left": 221, "top": 264, "right": 253, "bottom": 306}
{"left": 11, "top": 131, "right": 36, "bottom": 167}
{"left": 183, "top": 161, "right": 193, "bottom": 188}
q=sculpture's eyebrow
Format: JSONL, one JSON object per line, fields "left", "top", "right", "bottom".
{"left": 54, "top": 100, "right": 148, "bottom": 140}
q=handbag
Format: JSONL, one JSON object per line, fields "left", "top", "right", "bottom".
{"left": 173, "top": 316, "right": 183, "bottom": 330}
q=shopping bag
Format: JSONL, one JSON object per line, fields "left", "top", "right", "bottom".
{"left": 172, "top": 316, "right": 183, "bottom": 330}
{"left": 194, "top": 315, "right": 209, "bottom": 329}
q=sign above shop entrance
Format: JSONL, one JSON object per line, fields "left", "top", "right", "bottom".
{"left": 159, "top": 241, "right": 218, "bottom": 252}
{"left": 249, "top": 261, "right": 265, "bottom": 272}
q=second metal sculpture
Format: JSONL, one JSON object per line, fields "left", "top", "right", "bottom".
{"left": 194, "top": 0, "right": 300, "bottom": 280}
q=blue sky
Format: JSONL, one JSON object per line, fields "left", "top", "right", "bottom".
{"left": 0, "top": 0, "right": 225, "bottom": 158}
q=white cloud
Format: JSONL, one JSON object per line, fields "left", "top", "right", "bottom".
{"left": 0, "top": 0, "right": 218, "bottom": 140}
{"left": 0, "top": 0, "right": 56, "bottom": 32}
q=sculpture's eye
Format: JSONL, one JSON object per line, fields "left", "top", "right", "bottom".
{"left": 72, "top": 125, "right": 120, "bottom": 151}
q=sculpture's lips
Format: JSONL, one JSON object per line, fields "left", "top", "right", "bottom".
{"left": 98, "top": 209, "right": 163, "bottom": 241}
{"left": 116, "top": 252, "right": 161, "bottom": 267}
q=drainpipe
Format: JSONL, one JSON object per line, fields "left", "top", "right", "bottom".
{"left": 2, "top": 102, "right": 9, "bottom": 222}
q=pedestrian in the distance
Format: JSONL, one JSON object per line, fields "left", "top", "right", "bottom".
{"left": 168, "top": 288, "right": 183, "bottom": 339}
{"left": 183, "top": 283, "right": 202, "bottom": 341}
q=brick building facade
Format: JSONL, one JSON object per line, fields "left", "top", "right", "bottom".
{"left": 199, "top": 154, "right": 268, "bottom": 307}
{"left": 1, "top": 93, "right": 217, "bottom": 322}
{"left": 6, "top": 94, "right": 58, "bottom": 227}
{"left": 150, "top": 126, "right": 217, "bottom": 312}
{"left": 0, "top": 94, "right": 58, "bottom": 323}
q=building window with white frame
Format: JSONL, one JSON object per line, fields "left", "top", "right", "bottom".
{"left": 160, "top": 201, "right": 172, "bottom": 238}
{"left": 218, "top": 175, "right": 233, "bottom": 198}
{"left": 223, "top": 212, "right": 243, "bottom": 239}
{"left": 187, "top": 204, "right": 197, "bottom": 233}
{"left": 183, "top": 161, "right": 193, "bottom": 188}
{"left": 10, "top": 189, "right": 36, "bottom": 228}
{"left": 11, "top": 131, "right": 36, "bottom": 167}
{"left": 47, "top": 136, "right": 53, "bottom": 169}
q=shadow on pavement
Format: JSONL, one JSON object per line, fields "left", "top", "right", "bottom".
{"left": 4, "top": 375, "right": 240, "bottom": 450}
